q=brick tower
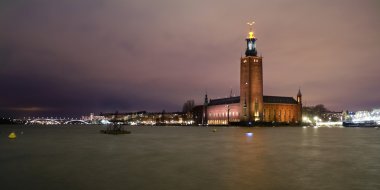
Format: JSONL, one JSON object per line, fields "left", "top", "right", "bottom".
{"left": 240, "top": 22, "right": 264, "bottom": 122}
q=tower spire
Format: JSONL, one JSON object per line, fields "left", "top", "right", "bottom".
{"left": 245, "top": 21, "right": 258, "bottom": 57}
{"left": 297, "top": 88, "right": 302, "bottom": 104}
{"left": 203, "top": 90, "right": 209, "bottom": 125}
{"left": 204, "top": 90, "right": 208, "bottom": 105}
{"left": 247, "top": 21, "right": 255, "bottom": 39}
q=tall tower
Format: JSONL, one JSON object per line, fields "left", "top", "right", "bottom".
{"left": 202, "top": 92, "right": 208, "bottom": 125}
{"left": 240, "top": 22, "right": 264, "bottom": 122}
{"left": 297, "top": 89, "right": 302, "bottom": 123}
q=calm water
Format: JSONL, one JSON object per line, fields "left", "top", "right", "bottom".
{"left": 1, "top": 125, "right": 380, "bottom": 190}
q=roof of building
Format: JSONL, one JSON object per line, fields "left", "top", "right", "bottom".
{"left": 207, "top": 95, "right": 298, "bottom": 106}
{"left": 208, "top": 96, "right": 240, "bottom": 106}
{"left": 263, "top": 96, "right": 298, "bottom": 104}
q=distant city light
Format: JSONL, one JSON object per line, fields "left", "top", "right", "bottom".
{"left": 346, "top": 109, "right": 380, "bottom": 124}
{"left": 302, "top": 116, "right": 312, "bottom": 123}
{"left": 100, "top": 120, "right": 111, "bottom": 125}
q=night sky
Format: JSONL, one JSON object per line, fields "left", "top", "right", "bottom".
{"left": 1, "top": 0, "right": 379, "bottom": 117}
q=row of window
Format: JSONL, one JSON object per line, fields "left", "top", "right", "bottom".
{"left": 208, "top": 119, "right": 239, "bottom": 125}
{"left": 263, "top": 109, "right": 297, "bottom": 121}
{"left": 243, "top": 59, "right": 259, "bottom": 63}
{"left": 209, "top": 112, "right": 239, "bottom": 118}
{"left": 209, "top": 110, "right": 296, "bottom": 118}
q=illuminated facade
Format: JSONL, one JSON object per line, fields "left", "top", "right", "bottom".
{"left": 204, "top": 22, "right": 302, "bottom": 125}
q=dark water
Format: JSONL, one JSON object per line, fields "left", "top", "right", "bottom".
{"left": 1, "top": 125, "right": 380, "bottom": 190}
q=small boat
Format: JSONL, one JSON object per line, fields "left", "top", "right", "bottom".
{"left": 100, "top": 123, "right": 131, "bottom": 135}
{"left": 343, "top": 121, "right": 378, "bottom": 127}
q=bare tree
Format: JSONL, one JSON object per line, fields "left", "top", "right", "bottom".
{"left": 303, "top": 104, "right": 330, "bottom": 118}
{"left": 182, "top": 100, "right": 195, "bottom": 113}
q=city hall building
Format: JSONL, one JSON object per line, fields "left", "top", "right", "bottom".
{"left": 196, "top": 24, "right": 302, "bottom": 125}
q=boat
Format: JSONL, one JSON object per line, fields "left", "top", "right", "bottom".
{"left": 100, "top": 123, "right": 131, "bottom": 135}
{"left": 343, "top": 109, "right": 380, "bottom": 127}
{"left": 343, "top": 120, "right": 378, "bottom": 127}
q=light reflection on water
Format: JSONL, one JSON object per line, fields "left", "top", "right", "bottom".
{"left": 1, "top": 125, "right": 380, "bottom": 190}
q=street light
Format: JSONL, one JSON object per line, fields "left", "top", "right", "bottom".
{"left": 313, "top": 116, "right": 321, "bottom": 125}
{"left": 226, "top": 104, "right": 230, "bottom": 125}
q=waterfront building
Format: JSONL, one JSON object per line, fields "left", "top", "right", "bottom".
{"left": 202, "top": 23, "right": 302, "bottom": 125}
{"left": 321, "top": 111, "right": 343, "bottom": 122}
{"left": 100, "top": 111, "right": 193, "bottom": 125}
{"left": 81, "top": 113, "right": 105, "bottom": 123}
{"left": 343, "top": 109, "right": 380, "bottom": 125}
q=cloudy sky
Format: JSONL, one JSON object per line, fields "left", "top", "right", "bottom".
{"left": 1, "top": 0, "right": 379, "bottom": 117}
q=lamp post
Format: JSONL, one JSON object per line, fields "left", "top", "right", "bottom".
{"left": 226, "top": 104, "right": 230, "bottom": 125}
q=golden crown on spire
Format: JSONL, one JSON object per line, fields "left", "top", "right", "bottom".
{"left": 247, "top": 21, "right": 255, "bottom": 39}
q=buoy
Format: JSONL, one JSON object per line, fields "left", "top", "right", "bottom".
{"left": 8, "top": 132, "right": 16, "bottom": 139}
{"left": 213, "top": 129, "right": 217, "bottom": 132}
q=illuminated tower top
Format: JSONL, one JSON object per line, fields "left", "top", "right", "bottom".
{"left": 245, "top": 21, "right": 258, "bottom": 57}
{"left": 247, "top": 21, "right": 255, "bottom": 39}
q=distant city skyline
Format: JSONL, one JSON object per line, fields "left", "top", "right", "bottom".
{"left": 1, "top": 0, "right": 380, "bottom": 117}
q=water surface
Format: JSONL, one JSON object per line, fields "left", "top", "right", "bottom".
{"left": 1, "top": 125, "right": 380, "bottom": 190}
